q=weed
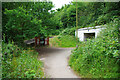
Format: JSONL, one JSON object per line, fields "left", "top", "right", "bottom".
{"left": 2, "top": 42, "right": 44, "bottom": 78}
{"left": 69, "top": 19, "right": 120, "bottom": 78}
{"left": 49, "top": 35, "right": 77, "bottom": 48}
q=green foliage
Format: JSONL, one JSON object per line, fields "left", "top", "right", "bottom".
{"left": 53, "top": 2, "right": 120, "bottom": 28}
{"left": 49, "top": 27, "right": 77, "bottom": 47}
{"left": 4, "top": 7, "right": 42, "bottom": 42}
{"left": 2, "top": 42, "right": 44, "bottom": 78}
{"left": 59, "top": 27, "right": 76, "bottom": 36}
{"left": 49, "top": 35, "right": 77, "bottom": 48}
{"left": 2, "top": 2, "right": 55, "bottom": 44}
{"left": 69, "top": 20, "right": 120, "bottom": 78}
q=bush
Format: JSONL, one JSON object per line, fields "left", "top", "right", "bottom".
{"left": 69, "top": 19, "right": 120, "bottom": 78}
{"left": 2, "top": 42, "right": 44, "bottom": 78}
{"left": 59, "top": 27, "right": 76, "bottom": 36}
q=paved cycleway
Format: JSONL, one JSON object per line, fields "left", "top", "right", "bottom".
{"left": 37, "top": 47, "right": 79, "bottom": 78}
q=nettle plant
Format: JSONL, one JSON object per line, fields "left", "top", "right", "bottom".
{"left": 69, "top": 19, "right": 120, "bottom": 78}
{"left": 2, "top": 41, "right": 44, "bottom": 78}
{"left": 2, "top": 41, "right": 21, "bottom": 78}
{"left": 2, "top": 41, "right": 21, "bottom": 60}
{"left": 25, "top": 70, "right": 36, "bottom": 78}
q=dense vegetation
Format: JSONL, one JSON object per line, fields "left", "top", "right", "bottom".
{"left": 2, "top": 2, "right": 58, "bottom": 44}
{"left": 53, "top": 2, "right": 120, "bottom": 29}
{"left": 2, "top": 41, "right": 44, "bottom": 78}
{"left": 69, "top": 19, "right": 120, "bottom": 78}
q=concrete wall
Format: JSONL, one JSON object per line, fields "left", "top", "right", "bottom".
{"left": 75, "top": 26, "right": 104, "bottom": 41}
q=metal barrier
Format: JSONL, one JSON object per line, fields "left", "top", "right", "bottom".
{"left": 35, "top": 37, "right": 49, "bottom": 46}
{"left": 24, "top": 37, "right": 49, "bottom": 46}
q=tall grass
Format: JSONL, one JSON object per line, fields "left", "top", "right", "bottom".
{"left": 49, "top": 35, "right": 77, "bottom": 48}
{"left": 49, "top": 27, "right": 77, "bottom": 48}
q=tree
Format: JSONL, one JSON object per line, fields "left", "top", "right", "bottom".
{"left": 53, "top": 2, "right": 120, "bottom": 28}
{"left": 2, "top": 2, "right": 54, "bottom": 43}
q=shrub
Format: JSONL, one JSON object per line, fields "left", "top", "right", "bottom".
{"left": 69, "top": 19, "right": 120, "bottom": 78}
{"left": 2, "top": 42, "right": 44, "bottom": 78}
{"left": 59, "top": 27, "right": 76, "bottom": 36}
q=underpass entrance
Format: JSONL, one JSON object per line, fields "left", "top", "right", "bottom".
{"left": 84, "top": 33, "right": 95, "bottom": 41}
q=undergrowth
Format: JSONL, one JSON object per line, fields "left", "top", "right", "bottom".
{"left": 49, "top": 35, "right": 77, "bottom": 48}
{"left": 2, "top": 42, "right": 44, "bottom": 78}
{"left": 69, "top": 19, "right": 120, "bottom": 78}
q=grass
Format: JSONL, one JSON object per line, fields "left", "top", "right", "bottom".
{"left": 49, "top": 35, "right": 77, "bottom": 48}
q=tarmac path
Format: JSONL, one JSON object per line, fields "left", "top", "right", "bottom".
{"left": 36, "top": 47, "right": 79, "bottom": 78}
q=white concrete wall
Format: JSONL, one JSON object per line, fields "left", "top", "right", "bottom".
{"left": 75, "top": 26, "right": 104, "bottom": 41}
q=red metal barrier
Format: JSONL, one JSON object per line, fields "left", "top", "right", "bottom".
{"left": 35, "top": 36, "right": 49, "bottom": 46}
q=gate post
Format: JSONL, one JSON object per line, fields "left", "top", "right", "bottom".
{"left": 35, "top": 37, "right": 37, "bottom": 46}
{"left": 38, "top": 36, "right": 40, "bottom": 45}
{"left": 47, "top": 37, "right": 49, "bottom": 45}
